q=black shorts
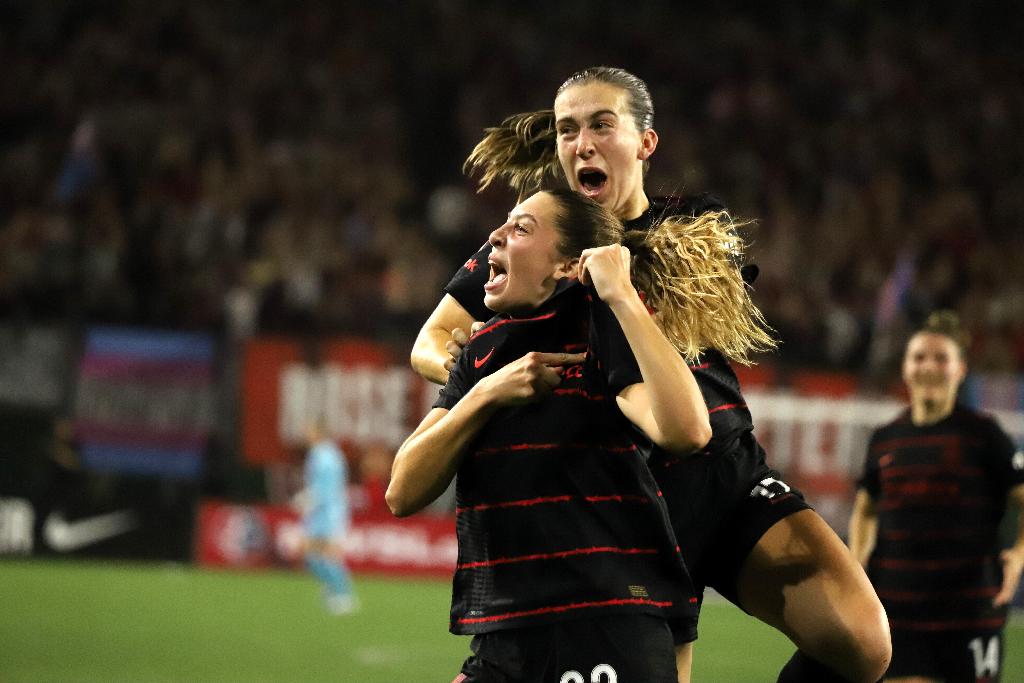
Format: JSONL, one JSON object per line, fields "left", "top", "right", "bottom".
{"left": 888, "top": 628, "right": 1005, "bottom": 682}
{"left": 454, "top": 614, "right": 678, "bottom": 683}
{"left": 657, "top": 439, "right": 811, "bottom": 611}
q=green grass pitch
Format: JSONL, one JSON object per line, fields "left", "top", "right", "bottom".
{"left": 2, "top": 559, "right": 1023, "bottom": 682}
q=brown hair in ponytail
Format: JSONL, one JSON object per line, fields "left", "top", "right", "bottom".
{"left": 918, "top": 310, "right": 969, "bottom": 358}
{"left": 463, "top": 110, "right": 561, "bottom": 197}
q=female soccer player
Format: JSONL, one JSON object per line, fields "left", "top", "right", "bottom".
{"left": 848, "top": 311, "right": 1024, "bottom": 682}
{"left": 389, "top": 188, "right": 719, "bottom": 682}
{"left": 412, "top": 67, "right": 891, "bottom": 683}
{"left": 300, "top": 419, "right": 357, "bottom": 614}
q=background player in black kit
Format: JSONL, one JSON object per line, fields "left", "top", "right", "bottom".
{"left": 411, "top": 66, "right": 891, "bottom": 683}
{"left": 849, "top": 311, "right": 1024, "bottom": 683}
{"left": 387, "top": 188, "right": 718, "bottom": 682}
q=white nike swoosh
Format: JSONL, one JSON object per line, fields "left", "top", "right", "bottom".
{"left": 44, "top": 510, "right": 139, "bottom": 552}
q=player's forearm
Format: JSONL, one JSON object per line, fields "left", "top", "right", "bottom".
{"left": 1008, "top": 485, "right": 1024, "bottom": 552}
{"left": 411, "top": 294, "right": 477, "bottom": 385}
{"left": 847, "top": 491, "right": 878, "bottom": 567}
{"left": 608, "top": 294, "right": 711, "bottom": 453}
{"left": 410, "top": 327, "right": 453, "bottom": 385}
{"left": 386, "top": 389, "right": 499, "bottom": 517}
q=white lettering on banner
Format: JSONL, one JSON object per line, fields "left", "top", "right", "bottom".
{"left": 0, "top": 497, "right": 35, "bottom": 554}
{"left": 344, "top": 523, "right": 458, "bottom": 568}
{"left": 279, "top": 363, "right": 411, "bottom": 447}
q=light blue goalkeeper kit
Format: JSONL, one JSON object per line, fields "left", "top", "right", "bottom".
{"left": 303, "top": 439, "right": 353, "bottom": 608}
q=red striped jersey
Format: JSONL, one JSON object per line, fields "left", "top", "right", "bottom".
{"left": 858, "top": 406, "right": 1024, "bottom": 632}
{"left": 434, "top": 280, "right": 696, "bottom": 635}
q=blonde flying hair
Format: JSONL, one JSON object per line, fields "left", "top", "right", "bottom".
{"left": 546, "top": 189, "right": 776, "bottom": 365}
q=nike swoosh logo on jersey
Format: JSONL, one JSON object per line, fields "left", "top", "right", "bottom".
{"left": 44, "top": 510, "right": 139, "bottom": 552}
{"left": 474, "top": 348, "right": 495, "bottom": 369}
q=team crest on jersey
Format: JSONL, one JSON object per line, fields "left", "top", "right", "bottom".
{"left": 879, "top": 453, "right": 895, "bottom": 467}
{"left": 749, "top": 477, "right": 791, "bottom": 500}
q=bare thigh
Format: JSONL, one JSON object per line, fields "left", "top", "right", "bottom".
{"left": 735, "top": 509, "right": 891, "bottom": 682}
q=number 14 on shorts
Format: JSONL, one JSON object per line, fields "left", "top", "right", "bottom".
{"left": 560, "top": 664, "right": 617, "bottom": 683}
{"left": 968, "top": 635, "right": 999, "bottom": 679}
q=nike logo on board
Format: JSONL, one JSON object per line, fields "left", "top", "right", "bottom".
{"left": 474, "top": 348, "right": 495, "bottom": 369}
{"left": 44, "top": 510, "right": 139, "bottom": 552}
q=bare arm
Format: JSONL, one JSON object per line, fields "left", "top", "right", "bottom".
{"left": 411, "top": 294, "right": 477, "bottom": 385}
{"left": 847, "top": 488, "right": 878, "bottom": 568}
{"left": 386, "top": 351, "right": 584, "bottom": 517}
{"left": 579, "top": 245, "right": 711, "bottom": 455}
{"left": 994, "top": 483, "right": 1024, "bottom": 606}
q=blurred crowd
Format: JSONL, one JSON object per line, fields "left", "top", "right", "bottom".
{"left": 2, "top": 0, "right": 1023, "bottom": 378}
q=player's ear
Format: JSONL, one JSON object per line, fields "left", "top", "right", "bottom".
{"left": 556, "top": 257, "right": 579, "bottom": 280}
{"left": 638, "top": 129, "right": 658, "bottom": 161}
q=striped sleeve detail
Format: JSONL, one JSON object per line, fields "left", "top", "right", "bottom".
{"left": 454, "top": 596, "right": 674, "bottom": 626}
{"left": 553, "top": 388, "right": 606, "bottom": 400}
{"left": 877, "top": 496, "right": 994, "bottom": 511}
{"left": 457, "top": 545, "right": 659, "bottom": 570}
{"left": 887, "top": 616, "right": 1006, "bottom": 632}
{"left": 708, "top": 402, "right": 745, "bottom": 414}
{"left": 456, "top": 493, "right": 650, "bottom": 514}
{"left": 876, "top": 586, "right": 998, "bottom": 602}
{"left": 870, "top": 434, "right": 982, "bottom": 453}
{"left": 472, "top": 442, "right": 638, "bottom": 458}
{"left": 471, "top": 310, "right": 558, "bottom": 340}
{"left": 880, "top": 464, "right": 985, "bottom": 478}
{"left": 872, "top": 554, "right": 994, "bottom": 570}
{"left": 879, "top": 527, "right": 978, "bottom": 541}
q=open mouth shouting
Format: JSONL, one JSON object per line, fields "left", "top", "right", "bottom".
{"left": 577, "top": 167, "right": 608, "bottom": 199}
{"left": 484, "top": 258, "right": 508, "bottom": 294}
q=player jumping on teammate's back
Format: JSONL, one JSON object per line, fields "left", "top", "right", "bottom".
{"left": 414, "top": 67, "right": 891, "bottom": 683}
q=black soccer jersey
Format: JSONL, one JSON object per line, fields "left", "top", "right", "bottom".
{"left": 434, "top": 279, "right": 696, "bottom": 635}
{"left": 859, "top": 406, "right": 1024, "bottom": 633}
{"left": 445, "top": 194, "right": 726, "bottom": 322}
{"left": 688, "top": 349, "right": 753, "bottom": 453}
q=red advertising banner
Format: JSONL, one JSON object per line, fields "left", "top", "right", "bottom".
{"left": 194, "top": 499, "right": 457, "bottom": 578}
{"left": 240, "top": 338, "right": 437, "bottom": 465}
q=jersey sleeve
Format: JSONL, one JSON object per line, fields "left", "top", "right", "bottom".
{"left": 432, "top": 345, "right": 474, "bottom": 411}
{"left": 983, "top": 416, "right": 1024, "bottom": 491}
{"left": 588, "top": 292, "right": 642, "bottom": 397}
{"left": 443, "top": 242, "right": 493, "bottom": 322}
{"left": 857, "top": 430, "right": 883, "bottom": 498}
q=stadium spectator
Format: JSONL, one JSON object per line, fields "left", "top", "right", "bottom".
{"left": 0, "top": 2, "right": 1020, "bottom": 377}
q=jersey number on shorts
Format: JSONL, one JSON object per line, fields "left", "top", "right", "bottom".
{"left": 560, "top": 664, "right": 617, "bottom": 683}
{"left": 968, "top": 635, "right": 1000, "bottom": 678}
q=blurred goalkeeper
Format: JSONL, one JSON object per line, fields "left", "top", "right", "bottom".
{"left": 300, "top": 418, "right": 357, "bottom": 615}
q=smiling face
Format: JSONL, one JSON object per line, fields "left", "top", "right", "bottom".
{"left": 902, "top": 331, "right": 967, "bottom": 420}
{"left": 483, "top": 192, "right": 576, "bottom": 314}
{"left": 554, "top": 81, "right": 657, "bottom": 221}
